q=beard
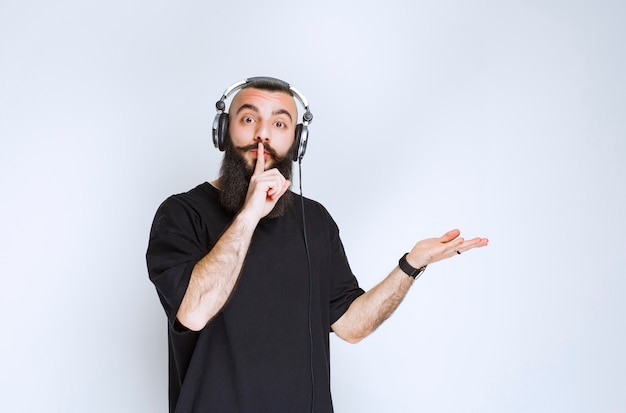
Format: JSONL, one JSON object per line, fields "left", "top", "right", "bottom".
{"left": 218, "top": 137, "right": 294, "bottom": 219}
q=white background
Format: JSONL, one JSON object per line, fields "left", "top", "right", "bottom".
{"left": 1, "top": 0, "right": 625, "bottom": 412}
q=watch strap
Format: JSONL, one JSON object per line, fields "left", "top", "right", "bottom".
{"left": 398, "top": 253, "right": 427, "bottom": 279}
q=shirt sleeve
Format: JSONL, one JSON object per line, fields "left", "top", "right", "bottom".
{"left": 146, "top": 196, "right": 208, "bottom": 333}
{"left": 325, "top": 209, "right": 365, "bottom": 326}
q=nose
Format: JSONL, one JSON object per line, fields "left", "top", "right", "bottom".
{"left": 254, "top": 122, "right": 270, "bottom": 144}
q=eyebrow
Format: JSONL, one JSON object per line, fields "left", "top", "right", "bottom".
{"left": 236, "top": 103, "right": 293, "bottom": 122}
{"left": 272, "top": 109, "right": 293, "bottom": 122}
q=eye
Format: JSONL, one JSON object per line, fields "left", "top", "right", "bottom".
{"left": 242, "top": 116, "right": 254, "bottom": 124}
{"left": 275, "top": 121, "right": 285, "bottom": 128}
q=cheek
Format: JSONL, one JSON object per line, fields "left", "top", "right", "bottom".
{"left": 228, "top": 124, "right": 247, "bottom": 144}
{"left": 277, "top": 129, "right": 296, "bottom": 148}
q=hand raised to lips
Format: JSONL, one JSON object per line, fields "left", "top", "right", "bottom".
{"left": 241, "top": 142, "right": 291, "bottom": 221}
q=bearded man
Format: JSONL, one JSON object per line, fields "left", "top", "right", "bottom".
{"left": 146, "top": 77, "right": 488, "bottom": 413}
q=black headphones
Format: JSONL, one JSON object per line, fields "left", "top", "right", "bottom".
{"left": 212, "top": 76, "right": 314, "bottom": 162}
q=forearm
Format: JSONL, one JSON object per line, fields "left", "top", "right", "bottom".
{"left": 176, "top": 211, "right": 259, "bottom": 331}
{"left": 331, "top": 230, "right": 489, "bottom": 344}
{"left": 332, "top": 268, "right": 413, "bottom": 344}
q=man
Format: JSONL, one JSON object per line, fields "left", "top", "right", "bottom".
{"left": 146, "top": 77, "right": 488, "bottom": 412}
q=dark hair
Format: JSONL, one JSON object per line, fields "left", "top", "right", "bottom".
{"left": 242, "top": 76, "right": 293, "bottom": 96}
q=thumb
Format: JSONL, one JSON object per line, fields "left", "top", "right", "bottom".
{"left": 440, "top": 229, "right": 461, "bottom": 243}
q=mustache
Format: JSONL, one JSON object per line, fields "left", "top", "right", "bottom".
{"left": 235, "top": 142, "right": 281, "bottom": 160}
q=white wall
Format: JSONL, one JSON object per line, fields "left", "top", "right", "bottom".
{"left": 1, "top": 0, "right": 624, "bottom": 411}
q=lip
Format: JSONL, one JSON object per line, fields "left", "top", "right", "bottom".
{"left": 251, "top": 149, "right": 270, "bottom": 158}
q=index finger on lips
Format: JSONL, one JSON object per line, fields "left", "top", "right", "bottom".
{"left": 253, "top": 142, "right": 265, "bottom": 176}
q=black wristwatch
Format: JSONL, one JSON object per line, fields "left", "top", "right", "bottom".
{"left": 398, "top": 253, "right": 427, "bottom": 279}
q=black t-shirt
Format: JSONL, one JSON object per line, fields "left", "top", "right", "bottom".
{"left": 146, "top": 183, "right": 364, "bottom": 413}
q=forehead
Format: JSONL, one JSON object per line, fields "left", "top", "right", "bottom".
{"left": 229, "top": 88, "right": 298, "bottom": 117}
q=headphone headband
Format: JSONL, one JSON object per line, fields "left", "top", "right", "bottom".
{"left": 212, "top": 76, "right": 313, "bottom": 162}
{"left": 215, "top": 77, "right": 313, "bottom": 122}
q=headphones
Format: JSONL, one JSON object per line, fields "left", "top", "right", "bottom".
{"left": 212, "top": 76, "right": 314, "bottom": 162}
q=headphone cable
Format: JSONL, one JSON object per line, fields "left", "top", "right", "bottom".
{"left": 298, "top": 158, "right": 315, "bottom": 413}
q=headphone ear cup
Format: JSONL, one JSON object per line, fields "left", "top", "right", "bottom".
{"left": 293, "top": 123, "right": 309, "bottom": 162}
{"left": 215, "top": 113, "right": 229, "bottom": 151}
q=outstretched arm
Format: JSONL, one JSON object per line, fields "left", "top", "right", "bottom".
{"left": 331, "top": 229, "right": 488, "bottom": 343}
{"left": 176, "top": 143, "right": 291, "bottom": 331}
